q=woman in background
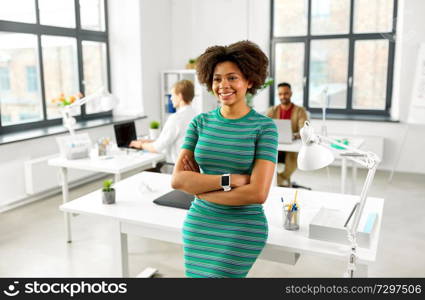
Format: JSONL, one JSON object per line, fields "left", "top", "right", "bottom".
{"left": 130, "top": 80, "right": 196, "bottom": 165}
{"left": 172, "top": 40, "right": 278, "bottom": 278}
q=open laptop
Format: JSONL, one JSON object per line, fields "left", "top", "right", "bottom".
{"left": 114, "top": 121, "right": 137, "bottom": 149}
{"left": 274, "top": 119, "right": 293, "bottom": 144}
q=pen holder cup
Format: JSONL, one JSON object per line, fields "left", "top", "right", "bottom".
{"left": 283, "top": 208, "right": 300, "bottom": 231}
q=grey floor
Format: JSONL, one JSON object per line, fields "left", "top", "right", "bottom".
{"left": 1, "top": 167, "right": 424, "bottom": 278}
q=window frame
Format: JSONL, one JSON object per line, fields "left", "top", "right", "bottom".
{"left": 270, "top": 0, "right": 397, "bottom": 117}
{"left": 0, "top": 0, "right": 111, "bottom": 134}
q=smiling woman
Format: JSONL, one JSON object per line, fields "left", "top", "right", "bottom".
{"left": 171, "top": 41, "right": 278, "bottom": 278}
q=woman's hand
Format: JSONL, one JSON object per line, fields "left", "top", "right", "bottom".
{"left": 183, "top": 155, "right": 200, "bottom": 173}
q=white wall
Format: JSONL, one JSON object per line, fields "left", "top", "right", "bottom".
{"left": 108, "top": 0, "right": 144, "bottom": 116}
{"left": 139, "top": 0, "right": 172, "bottom": 125}
{"left": 109, "top": 0, "right": 172, "bottom": 127}
{"left": 392, "top": 0, "right": 425, "bottom": 122}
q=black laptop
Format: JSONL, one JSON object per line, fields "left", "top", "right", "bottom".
{"left": 153, "top": 190, "right": 194, "bottom": 210}
{"left": 114, "top": 121, "right": 137, "bottom": 149}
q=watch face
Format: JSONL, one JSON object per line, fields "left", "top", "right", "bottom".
{"left": 221, "top": 175, "right": 229, "bottom": 186}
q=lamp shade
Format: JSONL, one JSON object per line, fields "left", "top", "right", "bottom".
{"left": 99, "top": 93, "right": 119, "bottom": 111}
{"left": 78, "top": 88, "right": 119, "bottom": 113}
{"left": 297, "top": 143, "right": 335, "bottom": 171}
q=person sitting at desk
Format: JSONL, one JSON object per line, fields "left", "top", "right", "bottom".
{"left": 129, "top": 80, "right": 197, "bottom": 165}
{"left": 266, "top": 82, "right": 308, "bottom": 187}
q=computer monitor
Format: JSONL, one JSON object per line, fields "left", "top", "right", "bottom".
{"left": 114, "top": 121, "right": 137, "bottom": 148}
{"left": 274, "top": 119, "right": 293, "bottom": 144}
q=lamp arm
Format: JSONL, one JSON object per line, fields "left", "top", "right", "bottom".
{"left": 350, "top": 165, "right": 377, "bottom": 236}
{"left": 317, "top": 134, "right": 380, "bottom": 235}
{"left": 61, "top": 109, "right": 76, "bottom": 136}
{"left": 344, "top": 165, "right": 377, "bottom": 278}
{"left": 320, "top": 135, "right": 379, "bottom": 278}
{"left": 60, "top": 89, "right": 103, "bottom": 136}
{"left": 67, "top": 87, "right": 106, "bottom": 109}
{"left": 316, "top": 135, "right": 380, "bottom": 169}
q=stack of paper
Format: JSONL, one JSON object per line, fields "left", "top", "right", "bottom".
{"left": 309, "top": 205, "right": 378, "bottom": 248}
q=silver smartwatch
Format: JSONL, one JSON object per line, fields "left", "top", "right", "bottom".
{"left": 221, "top": 174, "right": 231, "bottom": 192}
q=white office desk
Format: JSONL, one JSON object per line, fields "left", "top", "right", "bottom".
{"left": 49, "top": 152, "right": 165, "bottom": 243}
{"left": 60, "top": 172, "right": 384, "bottom": 278}
{"left": 278, "top": 137, "right": 364, "bottom": 194}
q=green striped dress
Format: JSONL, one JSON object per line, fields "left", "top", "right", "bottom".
{"left": 181, "top": 107, "right": 278, "bottom": 278}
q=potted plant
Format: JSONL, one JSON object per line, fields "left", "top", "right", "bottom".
{"left": 102, "top": 179, "right": 115, "bottom": 204}
{"left": 186, "top": 58, "right": 196, "bottom": 69}
{"left": 246, "top": 78, "right": 274, "bottom": 108}
{"left": 149, "top": 121, "right": 160, "bottom": 140}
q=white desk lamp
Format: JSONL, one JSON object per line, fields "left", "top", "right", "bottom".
{"left": 61, "top": 87, "right": 118, "bottom": 136}
{"left": 57, "top": 88, "right": 118, "bottom": 160}
{"left": 297, "top": 121, "right": 380, "bottom": 278}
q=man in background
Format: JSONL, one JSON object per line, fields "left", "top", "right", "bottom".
{"left": 267, "top": 82, "right": 308, "bottom": 187}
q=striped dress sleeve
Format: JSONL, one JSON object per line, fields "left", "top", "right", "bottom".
{"left": 255, "top": 120, "right": 278, "bottom": 163}
{"left": 181, "top": 115, "right": 199, "bottom": 152}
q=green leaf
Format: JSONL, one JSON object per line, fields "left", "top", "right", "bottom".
{"left": 245, "top": 78, "right": 274, "bottom": 107}
{"left": 150, "top": 121, "right": 160, "bottom": 129}
{"left": 102, "top": 179, "right": 113, "bottom": 191}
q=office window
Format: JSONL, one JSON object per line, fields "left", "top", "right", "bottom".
{"left": 41, "top": 35, "right": 79, "bottom": 120}
{"left": 309, "top": 39, "right": 349, "bottom": 109}
{"left": 0, "top": 0, "right": 36, "bottom": 23}
{"left": 354, "top": 0, "right": 394, "bottom": 33}
{"left": 0, "top": 0, "right": 110, "bottom": 134}
{"left": 311, "top": 0, "right": 350, "bottom": 35}
{"left": 82, "top": 41, "right": 108, "bottom": 114}
{"left": 80, "top": 0, "right": 106, "bottom": 31}
{"left": 271, "top": 0, "right": 397, "bottom": 116}
{"left": 0, "top": 67, "right": 11, "bottom": 91}
{"left": 26, "top": 66, "right": 39, "bottom": 92}
{"left": 273, "top": 0, "right": 308, "bottom": 37}
{"left": 352, "top": 40, "right": 389, "bottom": 110}
{"left": 0, "top": 33, "right": 43, "bottom": 126}
{"left": 38, "top": 0, "right": 76, "bottom": 28}
{"left": 274, "top": 43, "right": 305, "bottom": 106}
